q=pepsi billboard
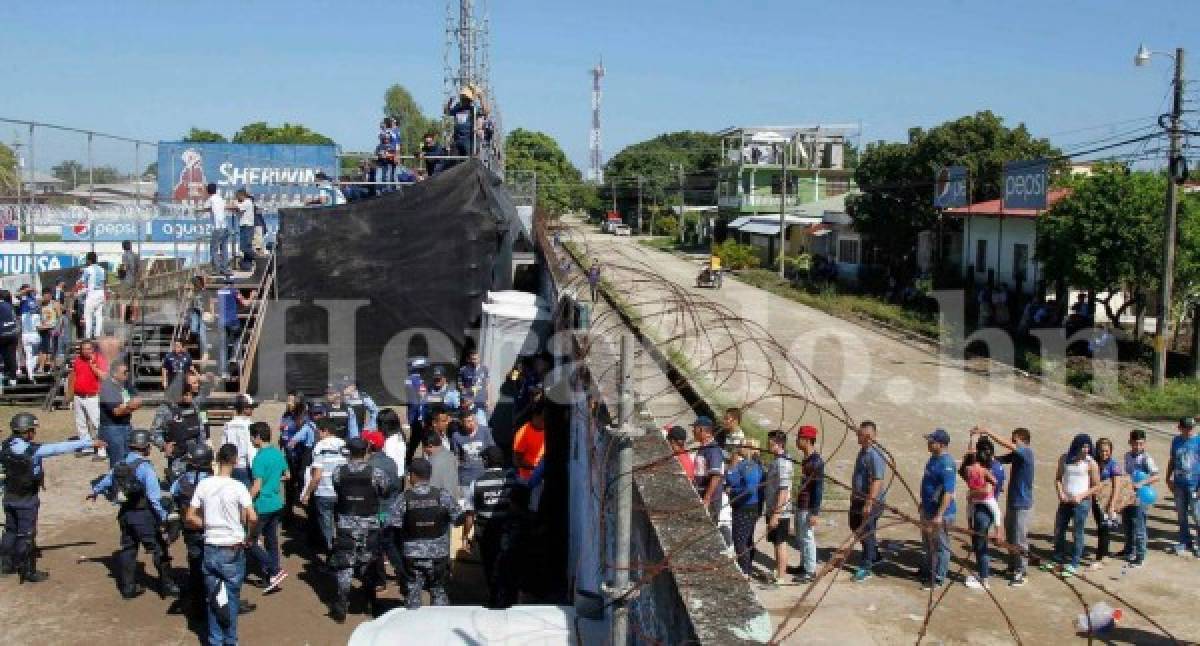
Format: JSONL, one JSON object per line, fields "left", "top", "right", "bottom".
{"left": 61, "top": 219, "right": 141, "bottom": 242}
{"left": 933, "top": 166, "right": 968, "bottom": 208}
{"left": 156, "top": 142, "right": 338, "bottom": 210}
{"left": 1002, "top": 159, "right": 1050, "bottom": 210}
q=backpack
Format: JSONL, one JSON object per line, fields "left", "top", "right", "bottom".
{"left": 0, "top": 439, "right": 40, "bottom": 497}
{"left": 112, "top": 459, "right": 150, "bottom": 505}
{"left": 0, "top": 303, "right": 18, "bottom": 340}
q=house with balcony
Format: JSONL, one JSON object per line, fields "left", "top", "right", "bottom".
{"left": 714, "top": 125, "right": 857, "bottom": 240}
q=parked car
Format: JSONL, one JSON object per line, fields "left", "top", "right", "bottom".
{"left": 613, "top": 224, "right": 632, "bottom": 236}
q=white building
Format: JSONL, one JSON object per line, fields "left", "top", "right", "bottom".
{"left": 946, "top": 188, "right": 1070, "bottom": 294}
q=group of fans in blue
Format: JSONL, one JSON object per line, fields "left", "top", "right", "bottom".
{"left": 0, "top": 346, "right": 549, "bottom": 644}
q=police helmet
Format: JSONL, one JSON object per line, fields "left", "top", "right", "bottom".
{"left": 128, "top": 429, "right": 152, "bottom": 450}
{"left": 10, "top": 412, "right": 38, "bottom": 434}
{"left": 188, "top": 443, "right": 214, "bottom": 468}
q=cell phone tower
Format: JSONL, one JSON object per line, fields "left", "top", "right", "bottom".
{"left": 444, "top": 0, "right": 502, "bottom": 168}
{"left": 588, "top": 58, "right": 605, "bottom": 183}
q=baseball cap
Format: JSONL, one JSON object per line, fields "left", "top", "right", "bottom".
{"left": 797, "top": 425, "right": 818, "bottom": 440}
{"left": 236, "top": 393, "right": 256, "bottom": 408}
{"left": 1180, "top": 417, "right": 1196, "bottom": 429}
{"left": 345, "top": 437, "right": 368, "bottom": 453}
{"left": 410, "top": 457, "right": 432, "bottom": 479}
{"left": 691, "top": 415, "right": 714, "bottom": 428}
{"left": 925, "top": 428, "right": 951, "bottom": 445}
{"left": 666, "top": 425, "right": 688, "bottom": 443}
{"left": 361, "top": 430, "right": 385, "bottom": 451}
{"left": 315, "top": 171, "right": 331, "bottom": 181}
{"left": 431, "top": 366, "right": 446, "bottom": 378}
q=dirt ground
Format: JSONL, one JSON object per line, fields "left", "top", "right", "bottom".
{"left": 0, "top": 403, "right": 486, "bottom": 646}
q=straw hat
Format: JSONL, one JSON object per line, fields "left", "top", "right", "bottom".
{"left": 460, "top": 85, "right": 477, "bottom": 101}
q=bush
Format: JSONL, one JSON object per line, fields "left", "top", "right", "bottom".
{"left": 715, "top": 239, "right": 761, "bottom": 270}
{"left": 653, "top": 215, "right": 678, "bottom": 236}
{"left": 1116, "top": 379, "right": 1200, "bottom": 419}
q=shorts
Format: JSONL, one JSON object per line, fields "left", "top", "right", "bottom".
{"left": 767, "top": 520, "right": 792, "bottom": 545}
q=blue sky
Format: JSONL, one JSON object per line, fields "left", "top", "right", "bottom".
{"left": 1, "top": 0, "right": 1196, "bottom": 174}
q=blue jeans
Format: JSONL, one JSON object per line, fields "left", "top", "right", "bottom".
{"left": 210, "top": 228, "right": 231, "bottom": 273}
{"left": 1172, "top": 484, "right": 1200, "bottom": 551}
{"left": 203, "top": 544, "right": 245, "bottom": 646}
{"left": 1122, "top": 503, "right": 1147, "bottom": 560}
{"left": 238, "top": 226, "right": 254, "bottom": 266}
{"left": 849, "top": 502, "right": 882, "bottom": 569}
{"left": 921, "top": 510, "right": 953, "bottom": 583}
{"left": 969, "top": 504, "right": 994, "bottom": 580}
{"left": 189, "top": 310, "right": 210, "bottom": 359}
{"left": 793, "top": 510, "right": 817, "bottom": 575}
{"left": 1053, "top": 500, "right": 1090, "bottom": 568}
{"left": 99, "top": 424, "right": 131, "bottom": 468}
{"left": 246, "top": 510, "right": 281, "bottom": 579}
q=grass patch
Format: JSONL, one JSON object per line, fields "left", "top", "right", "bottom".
{"left": 1115, "top": 379, "right": 1200, "bottom": 419}
{"left": 735, "top": 269, "right": 941, "bottom": 339}
{"left": 636, "top": 237, "right": 678, "bottom": 253}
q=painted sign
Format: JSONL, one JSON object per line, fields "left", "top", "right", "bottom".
{"left": 156, "top": 142, "right": 338, "bottom": 209}
{"left": 60, "top": 219, "right": 141, "bottom": 242}
{"left": 933, "top": 165, "right": 968, "bottom": 208}
{"left": 0, "top": 254, "right": 78, "bottom": 275}
{"left": 149, "top": 219, "right": 214, "bottom": 242}
{"left": 1002, "top": 159, "right": 1049, "bottom": 210}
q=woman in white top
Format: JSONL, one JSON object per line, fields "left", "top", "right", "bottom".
{"left": 1045, "top": 434, "right": 1100, "bottom": 577}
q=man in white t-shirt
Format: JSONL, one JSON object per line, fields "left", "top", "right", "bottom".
{"left": 206, "top": 183, "right": 231, "bottom": 275}
{"left": 186, "top": 443, "right": 257, "bottom": 646}
{"left": 378, "top": 409, "right": 407, "bottom": 478}
{"left": 301, "top": 419, "right": 347, "bottom": 559}
{"left": 221, "top": 394, "right": 257, "bottom": 488}
{"left": 80, "top": 251, "right": 106, "bottom": 339}
{"left": 233, "top": 188, "right": 256, "bottom": 271}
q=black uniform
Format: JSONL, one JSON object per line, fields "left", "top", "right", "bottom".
{"left": 0, "top": 437, "right": 43, "bottom": 578}
{"left": 171, "top": 468, "right": 210, "bottom": 609}
{"left": 158, "top": 402, "right": 205, "bottom": 473}
{"left": 331, "top": 461, "right": 389, "bottom": 617}
{"left": 467, "top": 467, "right": 522, "bottom": 608}
{"left": 389, "top": 483, "right": 462, "bottom": 609}
{"left": 323, "top": 404, "right": 352, "bottom": 439}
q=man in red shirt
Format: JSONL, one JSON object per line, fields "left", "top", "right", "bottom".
{"left": 512, "top": 405, "right": 546, "bottom": 480}
{"left": 667, "top": 425, "right": 695, "bottom": 480}
{"left": 70, "top": 340, "right": 108, "bottom": 460}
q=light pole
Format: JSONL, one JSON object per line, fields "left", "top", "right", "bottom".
{"left": 1137, "top": 44, "right": 1185, "bottom": 387}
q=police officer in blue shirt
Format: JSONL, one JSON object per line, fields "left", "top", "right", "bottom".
{"left": 406, "top": 358, "right": 429, "bottom": 431}
{"left": 341, "top": 377, "right": 380, "bottom": 432}
{"left": 421, "top": 367, "right": 460, "bottom": 421}
{"left": 170, "top": 443, "right": 213, "bottom": 615}
{"left": 0, "top": 412, "right": 102, "bottom": 581}
{"left": 90, "top": 429, "right": 179, "bottom": 599}
{"left": 320, "top": 384, "right": 358, "bottom": 440}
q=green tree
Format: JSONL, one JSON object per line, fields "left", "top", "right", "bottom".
{"left": 143, "top": 161, "right": 158, "bottom": 179}
{"left": 504, "top": 128, "right": 589, "bottom": 215}
{"left": 231, "top": 122, "right": 334, "bottom": 145}
{"left": 1037, "top": 165, "right": 1199, "bottom": 324}
{"left": 848, "top": 111, "right": 1061, "bottom": 265}
{"left": 86, "top": 166, "right": 122, "bottom": 185}
{"left": 383, "top": 84, "right": 437, "bottom": 156}
{"left": 602, "top": 131, "right": 721, "bottom": 216}
{"left": 52, "top": 159, "right": 85, "bottom": 189}
{"left": 0, "top": 143, "right": 16, "bottom": 195}
{"left": 183, "top": 128, "right": 228, "bottom": 143}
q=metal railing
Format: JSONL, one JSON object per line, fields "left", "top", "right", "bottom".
{"left": 234, "top": 252, "right": 276, "bottom": 394}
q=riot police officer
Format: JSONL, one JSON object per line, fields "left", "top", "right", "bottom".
{"left": 462, "top": 446, "right": 523, "bottom": 608}
{"left": 170, "top": 443, "right": 213, "bottom": 613}
{"left": 341, "top": 377, "right": 379, "bottom": 433}
{"left": 90, "top": 429, "right": 179, "bottom": 599}
{"left": 388, "top": 457, "right": 463, "bottom": 609}
{"left": 329, "top": 438, "right": 390, "bottom": 623}
{"left": 320, "top": 383, "right": 357, "bottom": 439}
{"left": 421, "top": 367, "right": 460, "bottom": 420}
{"left": 0, "top": 413, "right": 101, "bottom": 581}
{"left": 155, "top": 381, "right": 207, "bottom": 478}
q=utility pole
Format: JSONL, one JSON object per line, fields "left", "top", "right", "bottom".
{"left": 778, "top": 143, "right": 788, "bottom": 278}
{"left": 606, "top": 334, "right": 640, "bottom": 646}
{"left": 610, "top": 176, "right": 617, "bottom": 214}
{"left": 636, "top": 175, "right": 643, "bottom": 234}
{"left": 676, "top": 164, "right": 685, "bottom": 245}
{"left": 1153, "top": 47, "right": 1185, "bottom": 387}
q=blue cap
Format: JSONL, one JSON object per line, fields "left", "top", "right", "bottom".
{"left": 925, "top": 428, "right": 951, "bottom": 445}
{"left": 692, "top": 415, "right": 714, "bottom": 428}
{"left": 431, "top": 366, "right": 446, "bottom": 378}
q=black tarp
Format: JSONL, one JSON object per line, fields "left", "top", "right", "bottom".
{"left": 275, "top": 160, "right": 518, "bottom": 402}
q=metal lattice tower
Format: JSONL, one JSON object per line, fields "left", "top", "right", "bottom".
{"left": 444, "top": 0, "right": 502, "bottom": 169}
{"left": 588, "top": 59, "right": 605, "bottom": 183}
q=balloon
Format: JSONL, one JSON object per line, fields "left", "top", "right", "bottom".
{"left": 1131, "top": 470, "right": 1148, "bottom": 484}
{"left": 1137, "top": 486, "right": 1158, "bottom": 505}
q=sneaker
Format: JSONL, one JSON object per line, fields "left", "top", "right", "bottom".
{"left": 792, "top": 572, "right": 814, "bottom": 584}
{"left": 1039, "top": 561, "right": 1059, "bottom": 572}
{"left": 964, "top": 575, "right": 983, "bottom": 590}
{"left": 920, "top": 579, "right": 945, "bottom": 591}
{"left": 852, "top": 567, "right": 873, "bottom": 583}
{"left": 1060, "top": 565, "right": 1078, "bottom": 578}
{"left": 1128, "top": 558, "right": 1144, "bottom": 568}
{"left": 1167, "top": 544, "right": 1190, "bottom": 555}
{"left": 1009, "top": 573, "right": 1027, "bottom": 587}
{"left": 263, "top": 570, "right": 288, "bottom": 594}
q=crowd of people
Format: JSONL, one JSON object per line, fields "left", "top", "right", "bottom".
{"left": 0, "top": 343, "right": 550, "bottom": 644}
{"left": 671, "top": 409, "right": 1200, "bottom": 592}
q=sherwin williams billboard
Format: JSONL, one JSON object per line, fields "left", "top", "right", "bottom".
{"left": 156, "top": 143, "right": 338, "bottom": 210}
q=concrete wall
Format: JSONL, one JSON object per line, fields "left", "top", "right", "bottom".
{"left": 959, "top": 216, "right": 1039, "bottom": 292}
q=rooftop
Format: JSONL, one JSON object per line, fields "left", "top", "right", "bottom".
{"left": 946, "top": 188, "right": 1071, "bottom": 218}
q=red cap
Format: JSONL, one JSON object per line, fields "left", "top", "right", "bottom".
{"left": 797, "top": 425, "right": 818, "bottom": 440}
{"left": 361, "top": 430, "right": 385, "bottom": 451}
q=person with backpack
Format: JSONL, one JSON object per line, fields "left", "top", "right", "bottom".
{"left": 89, "top": 429, "right": 179, "bottom": 599}
{"left": 170, "top": 443, "right": 215, "bottom": 616}
{"left": 0, "top": 413, "right": 103, "bottom": 582}
{"left": 0, "top": 289, "right": 21, "bottom": 385}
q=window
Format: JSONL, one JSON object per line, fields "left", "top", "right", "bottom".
{"left": 975, "top": 239, "right": 988, "bottom": 273}
{"left": 1013, "top": 243, "right": 1029, "bottom": 282}
{"left": 838, "top": 238, "right": 860, "bottom": 265}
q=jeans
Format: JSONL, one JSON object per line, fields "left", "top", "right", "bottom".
{"left": 793, "top": 510, "right": 818, "bottom": 575}
{"left": 848, "top": 501, "right": 882, "bottom": 569}
{"left": 203, "top": 544, "right": 245, "bottom": 646}
{"left": 1122, "top": 504, "right": 1147, "bottom": 560}
{"left": 1005, "top": 507, "right": 1032, "bottom": 575}
{"left": 1172, "top": 484, "right": 1200, "bottom": 550}
{"left": 314, "top": 496, "right": 336, "bottom": 553}
{"left": 969, "top": 504, "right": 993, "bottom": 580}
{"left": 218, "top": 323, "right": 240, "bottom": 377}
{"left": 1090, "top": 496, "right": 1113, "bottom": 559}
{"left": 1053, "top": 500, "right": 1090, "bottom": 568}
{"left": 921, "top": 510, "right": 953, "bottom": 583}
{"left": 210, "top": 228, "right": 231, "bottom": 274}
{"left": 100, "top": 424, "right": 131, "bottom": 468}
{"left": 0, "top": 336, "right": 15, "bottom": 383}
{"left": 238, "top": 226, "right": 254, "bottom": 267}
{"left": 189, "top": 310, "right": 210, "bottom": 359}
{"left": 246, "top": 510, "right": 281, "bottom": 579}
{"left": 731, "top": 505, "right": 758, "bottom": 575}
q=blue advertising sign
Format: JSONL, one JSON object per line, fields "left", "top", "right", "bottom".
{"left": 60, "top": 219, "right": 141, "bottom": 242}
{"left": 1002, "top": 159, "right": 1049, "bottom": 210}
{"left": 149, "top": 219, "right": 214, "bottom": 242}
{"left": 933, "top": 165, "right": 968, "bottom": 208}
{"left": 156, "top": 142, "right": 338, "bottom": 210}
{"left": 0, "top": 254, "right": 78, "bottom": 275}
